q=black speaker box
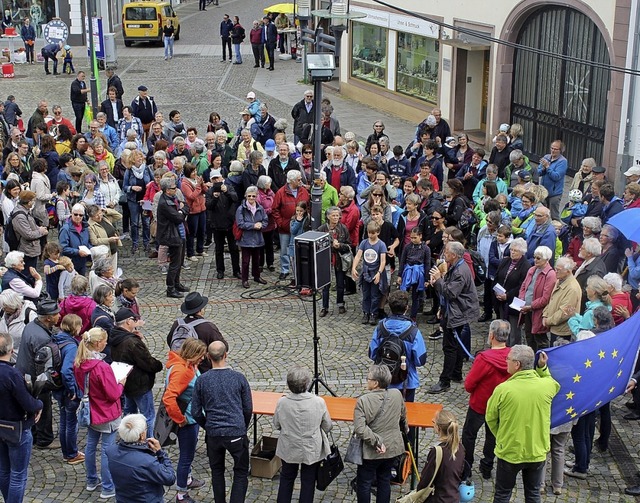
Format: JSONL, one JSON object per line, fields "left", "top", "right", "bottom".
{"left": 294, "top": 231, "right": 332, "bottom": 290}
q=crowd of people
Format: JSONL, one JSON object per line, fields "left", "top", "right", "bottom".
{"left": 2, "top": 32, "right": 640, "bottom": 501}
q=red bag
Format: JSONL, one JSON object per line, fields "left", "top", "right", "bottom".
{"left": 232, "top": 221, "right": 243, "bottom": 241}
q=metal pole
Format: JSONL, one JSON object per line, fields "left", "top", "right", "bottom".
{"left": 86, "top": 0, "right": 99, "bottom": 118}
{"left": 310, "top": 77, "right": 323, "bottom": 230}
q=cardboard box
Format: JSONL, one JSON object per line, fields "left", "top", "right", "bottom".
{"left": 250, "top": 436, "right": 281, "bottom": 478}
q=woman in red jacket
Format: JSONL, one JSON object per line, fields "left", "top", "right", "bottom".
{"left": 162, "top": 338, "right": 207, "bottom": 503}
{"left": 74, "top": 327, "right": 126, "bottom": 500}
{"left": 181, "top": 163, "right": 210, "bottom": 261}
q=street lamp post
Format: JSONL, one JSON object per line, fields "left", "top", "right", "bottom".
{"left": 85, "top": 0, "right": 99, "bottom": 118}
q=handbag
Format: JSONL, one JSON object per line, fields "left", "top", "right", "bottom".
{"left": 395, "top": 446, "right": 442, "bottom": 503}
{"left": 345, "top": 390, "right": 388, "bottom": 465}
{"left": 77, "top": 372, "right": 91, "bottom": 428}
{"left": 0, "top": 419, "right": 22, "bottom": 445}
{"left": 118, "top": 192, "right": 128, "bottom": 205}
{"left": 316, "top": 432, "right": 344, "bottom": 491}
{"left": 154, "top": 401, "right": 179, "bottom": 447}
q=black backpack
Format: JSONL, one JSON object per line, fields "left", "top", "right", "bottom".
{"left": 4, "top": 210, "right": 25, "bottom": 251}
{"left": 34, "top": 340, "right": 75, "bottom": 391}
{"left": 374, "top": 322, "right": 417, "bottom": 385}
{"left": 169, "top": 318, "right": 208, "bottom": 352}
{"left": 467, "top": 249, "right": 487, "bottom": 286}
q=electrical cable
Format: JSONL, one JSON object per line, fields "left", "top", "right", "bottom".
{"left": 372, "top": 0, "right": 640, "bottom": 77}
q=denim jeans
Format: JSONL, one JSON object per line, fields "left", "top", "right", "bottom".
{"left": 280, "top": 233, "right": 291, "bottom": 275}
{"left": 85, "top": 428, "right": 116, "bottom": 493}
{"left": 186, "top": 211, "right": 206, "bottom": 257}
{"left": 0, "top": 429, "right": 32, "bottom": 503}
{"left": 571, "top": 411, "right": 596, "bottom": 473}
{"left": 128, "top": 201, "right": 150, "bottom": 248}
{"left": 277, "top": 460, "right": 319, "bottom": 503}
{"left": 322, "top": 268, "right": 345, "bottom": 310}
{"left": 176, "top": 423, "right": 199, "bottom": 491}
{"left": 361, "top": 280, "right": 382, "bottom": 316}
{"left": 55, "top": 394, "right": 80, "bottom": 459}
{"left": 124, "top": 390, "right": 156, "bottom": 438}
{"left": 205, "top": 434, "right": 249, "bottom": 503}
{"left": 164, "top": 36, "right": 174, "bottom": 58}
{"left": 233, "top": 43, "right": 242, "bottom": 63}
{"left": 356, "top": 456, "right": 395, "bottom": 503}
{"left": 493, "top": 458, "right": 544, "bottom": 503}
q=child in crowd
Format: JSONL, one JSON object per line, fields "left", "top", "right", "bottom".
{"left": 288, "top": 201, "right": 311, "bottom": 287}
{"left": 561, "top": 189, "right": 587, "bottom": 226}
{"left": 57, "top": 256, "right": 77, "bottom": 300}
{"left": 62, "top": 45, "right": 74, "bottom": 74}
{"left": 115, "top": 278, "right": 140, "bottom": 316}
{"left": 370, "top": 204, "right": 399, "bottom": 318}
{"left": 55, "top": 181, "right": 71, "bottom": 226}
{"left": 43, "top": 242, "right": 65, "bottom": 300}
{"left": 397, "top": 227, "right": 431, "bottom": 321}
{"left": 352, "top": 221, "right": 387, "bottom": 326}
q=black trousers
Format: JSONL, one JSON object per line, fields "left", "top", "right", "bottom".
{"left": 265, "top": 42, "right": 276, "bottom": 69}
{"left": 493, "top": 458, "right": 544, "bottom": 503}
{"left": 33, "top": 390, "right": 54, "bottom": 446}
{"left": 439, "top": 324, "right": 465, "bottom": 385}
{"left": 206, "top": 434, "right": 250, "bottom": 503}
{"left": 277, "top": 460, "right": 319, "bottom": 503}
{"left": 259, "top": 229, "right": 274, "bottom": 268}
{"left": 221, "top": 37, "right": 232, "bottom": 60}
{"left": 71, "top": 101, "right": 85, "bottom": 134}
{"left": 252, "top": 43, "right": 265, "bottom": 67}
{"left": 42, "top": 50, "right": 57, "bottom": 74}
{"left": 166, "top": 243, "right": 184, "bottom": 290}
{"left": 213, "top": 228, "right": 240, "bottom": 274}
{"left": 461, "top": 407, "right": 496, "bottom": 473}
{"left": 198, "top": 0, "right": 206, "bottom": 9}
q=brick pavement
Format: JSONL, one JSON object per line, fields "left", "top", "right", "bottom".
{"left": 6, "top": 0, "right": 639, "bottom": 501}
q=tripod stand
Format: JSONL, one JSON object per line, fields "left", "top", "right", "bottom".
{"left": 309, "top": 288, "right": 337, "bottom": 396}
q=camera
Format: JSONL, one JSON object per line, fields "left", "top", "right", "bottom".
{"left": 212, "top": 182, "right": 223, "bottom": 193}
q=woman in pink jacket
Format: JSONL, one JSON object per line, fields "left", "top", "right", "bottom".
{"left": 181, "top": 163, "right": 209, "bottom": 261}
{"left": 518, "top": 245, "right": 556, "bottom": 351}
{"left": 74, "top": 327, "right": 126, "bottom": 500}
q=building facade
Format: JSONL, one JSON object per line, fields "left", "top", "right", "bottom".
{"left": 338, "top": 0, "right": 636, "bottom": 183}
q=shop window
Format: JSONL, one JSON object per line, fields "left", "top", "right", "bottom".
{"left": 396, "top": 32, "right": 439, "bottom": 102}
{"left": 2, "top": 0, "right": 57, "bottom": 37}
{"left": 351, "top": 22, "right": 387, "bottom": 87}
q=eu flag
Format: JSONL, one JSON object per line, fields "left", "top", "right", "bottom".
{"left": 546, "top": 312, "right": 640, "bottom": 428}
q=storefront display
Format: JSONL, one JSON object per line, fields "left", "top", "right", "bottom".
{"left": 2, "top": 0, "right": 57, "bottom": 37}
{"left": 396, "top": 32, "right": 439, "bottom": 103}
{"left": 351, "top": 21, "right": 387, "bottom": 88}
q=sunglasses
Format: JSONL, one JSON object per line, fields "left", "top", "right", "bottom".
{"left": 246, "top": 195, "right": 257, "bottom": 198}
{"left": 72, "top": 213, "right": 84, "bottom": 216}
{"left": 303, "top": 151, "right": 312, "bottom": 154}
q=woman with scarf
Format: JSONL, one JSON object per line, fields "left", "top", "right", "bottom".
{"left": 92, "top": 138, "right": 115, "bottom": 171}
{"left": 235, "top": 185, "right": 268, "bottom": 289}
{"left": 91, "top": 285, "right": 117, "bottom": 354}
{"left": 123, "top": 150, "right": 153, "bottom": 254}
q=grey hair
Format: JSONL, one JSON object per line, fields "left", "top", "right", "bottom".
{"left": 153, "top": 150, "right": 167, "bottom": 161}
{"left": 486, "top": 164, "right": 498, "bottom": 175}
{"left": 71, "top": 203, "right": 85, "bottom": 215}
{"left": 241, "top": 128, "right": 251, "bottom": 136}
{"left": 286, "top": 366, "right": 311, "bottom": 394}
{"left": 126, "top": 128, "right": 137, "bottom": 138}
{"left": 124, "top": 142, "right": 138, "bottom": 151}
{"left": 405, "top": 193, "right": 421, "bottom": 206}
{"left": 0, "top": 289, "right": 24, "bottom": 312}
{"left": 534, "top": 246, "right": 553, "bottom": 261}
{"left": 172, "top": 155, "right": 186, "bottom": 168}
{"left": 249, "top": 150, "right": 264, "bottom": 165}
{"left": 173, "top": 136, "right": 186, "bottom": 145}
{"left": 215, "top": 129, "right": 227, "bottom": 139}
{"left": 581, "top": 217, "right": 602, "bottom": 233}
{"left": 193, "top": 140, "right": 205, "bottom": 154}
{"left": 118, "top": 414, "right": 147, "bottom": 443}
{"left": 586, "top": 275, "right": 610, "bottom": 298}
{"left": 286, "top": 170, "right": 301, "bottom": 183}
{"left": 509, "top": 344, "right": 535, "bottom": 370}
{"left": 603, "top": 272, "right": 623, "bottom": 292}
{"left": 510, "top": 237, "right": 528, "bottom": 254}
{"left": 4, "top": 250, "right": 25, "bottom": 268}
{"left": 259, "top": 103, "right": 269, "bottom": 112}
{"left": 582, "top": 158, "right": 597, "bottom": 168}
{"left": 341, "top": 186, "right": 355, "bottom": 199}
{"left": 92, "top": 138, "right": 105, "bottom": 149}
{"left": 92, "top": 257, "right": 113, "bottom": 276}
{"left": 245, "top": 185, "right": 258, "bottom": 196}
{"left": 582, "top": 237, "right": 602, "bottom": 256}
{"left": 0, "top": 332, "right": 13, "bottom": 357}
{"left": 555, "top": 256, "right": 576, "bottom": 272}
{"left": 367, "top": 364, "right": 391, "bottom": 389}
{"left": 325, "top": 206, "right": 341, "bottom": 219}
{"left": 592, "top": 306, "right": 614, "bottom": 330}
{"left": 509, "top": 149, "right": 524, "bottom": 162}
{"left": 601, "top": 224, "right": 619, "bottom": 240}
{"left": 324, "top": 146, "right": 334, "bottom": 155}
{"left": 92, "top": 284, "right": 113, "bottom": 305}
{"left": 318, "top": 170, "right": 327, "bottom": 181}
{"left": 489, "top": 320, "right": 510, "bottom": 343}
{"left": 257, "top": 175, "right": 272, "bottom": 190}
{"left": 447, "top": 241, "right": 465, "bottom": 258}
{"left": 71, "top": 275, "right": 89, "bottom": 295}
{"left": 160, "top": 177, "right": 176, "bottom": 191}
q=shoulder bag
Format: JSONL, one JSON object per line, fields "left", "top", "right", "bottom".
{"left": 0, "top": 419, "right": 23, "bottom": 445}
{"left": 395, "top": 446, "right": 442, "bottom": 503}
{"left": 77, "top": 372, "right": 91, "bottom": 427}
{"left": 316, "top": 431, "right": 344, "bottom": 491}
{"left": 345, "top": 390, "right": 388, "bottom": 465}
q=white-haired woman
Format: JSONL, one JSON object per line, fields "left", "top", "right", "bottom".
{"left": 235, "top": 185, "right": 268, "bottom": 289}
{"left": 274, "top": 366, "right": 332, "bottom": 503}
{"left": 566, "top": 216, "right": 601, "bottom": 266}
{"left": 256, "top": 174, "right": 276, "bottom": 272}
{"left": 518, "top": 246, "right": 556, "bottom": 351}
{"left": 542, "top": 256, "right": 582, "bottom": 342}
{"left": 2, "top": 250, "right": 43, "bottom": 302}
{"left": 0, "top": 289, "right": 37, "bottom": 360}
{"left": 604, "top": 272, "right": 633, "bottom": 325}
{"left": 105, "top": 413, "right": 176, "bottom": 502}
{"left": 564, "top": 276, "right": 612, "bottom": 336}
{"left": 574, "top": 237, "right": 608, "bottom": 307}
{"left": 599, "top": 224, "right": 624, "bottom": 273}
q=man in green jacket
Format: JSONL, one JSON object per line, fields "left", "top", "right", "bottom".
{"left": 486, "top": 345, "right": 559, "bottom": 503}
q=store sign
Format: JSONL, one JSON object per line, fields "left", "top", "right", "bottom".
{"left": 43, "top": 19, "right": 69, "bottom": 45}
{"left": 390, "top": 14, "right": 439, "bottom": 38}
{"left": 354, "top": 7, "right": 439, "bottom": 39}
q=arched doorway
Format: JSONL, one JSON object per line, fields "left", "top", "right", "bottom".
{"left": 511, "top": 6, "right": 610, "bottom": 167}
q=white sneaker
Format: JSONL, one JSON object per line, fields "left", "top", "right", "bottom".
{"left": 86, "top": 479, "right": 101, "bottom": 492}
{"left": 196, "top": 252, "right": 208, "bottom": 257}
{"left": 160, "top": 265, "right": 168, "bottom": 274}
{"left": 187, "top": 256, "right": 198, "bottom": 262}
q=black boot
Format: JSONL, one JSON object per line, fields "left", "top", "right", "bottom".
{"left": 167, "top": 289, "right": 183, "bottom": 298}
{"left": 176, "top": 283, "right": 190, "bottom": 293}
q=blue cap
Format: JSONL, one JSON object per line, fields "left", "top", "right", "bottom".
{"left": 265, "top": 139, "right": 276, "bottom": 151}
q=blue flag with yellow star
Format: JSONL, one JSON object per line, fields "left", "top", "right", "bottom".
{"left": 546, "top": 313, "right": 640, "bottom": 428}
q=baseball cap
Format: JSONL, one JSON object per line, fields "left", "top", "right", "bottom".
{"left": 137, "top": 85, "right": 148, "bottom": 91}
{"left": 265, "top": 139, "right": 276, "bottom": 151}
{"left": 240, "top": 109, "right": 251, "bottom": 115}
{"left": 592, "top": 166, "right": 606, "bottom": 174}
{"left": 210, "top": 169, "right": 222, "bottom": 178}
{"left": 518, "top": 170, "right": 531, "bottom": 182}
{"left": 499, "top": 123, "right": 510, "bottom": 133}
{"left": 246, "top": 91, "right": 256, "bottom": 100}
{"left": 624, "top": 166, "right": 640, "bottom": 177}
{"left": 115, "top": 308, "right": 141, "bottom": 323}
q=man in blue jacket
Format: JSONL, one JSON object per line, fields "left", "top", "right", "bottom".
{"left": 369, "top": 290, "right": 427, "bottom": 402}
{"left": 526, "top": 206, "right": 557, "bottom": 266}
{"left": 537, "top": 140, "right": 568, "bottom": 220}
{"left": 220, "top": 14, "right": 234, "bottom": 62}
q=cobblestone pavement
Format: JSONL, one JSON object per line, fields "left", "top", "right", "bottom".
{"left": 6, "top": 0, "right": 640, "bottom": 501}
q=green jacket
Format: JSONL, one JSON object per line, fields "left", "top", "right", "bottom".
{"left": 321, "top": 183, "right": 339, "bottom": 223}
{"left": 193, "top": 152, "right": 209, "bottom": 176}
{"left": 486, "top": 366, "right": 559, "bottom": 464}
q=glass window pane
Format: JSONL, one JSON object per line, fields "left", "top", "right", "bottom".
{"left": 396, "top": 32, "right": 439, "bottom": 103}
{"left": 351, "top": 22, "right": 387, "bottom": 87}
